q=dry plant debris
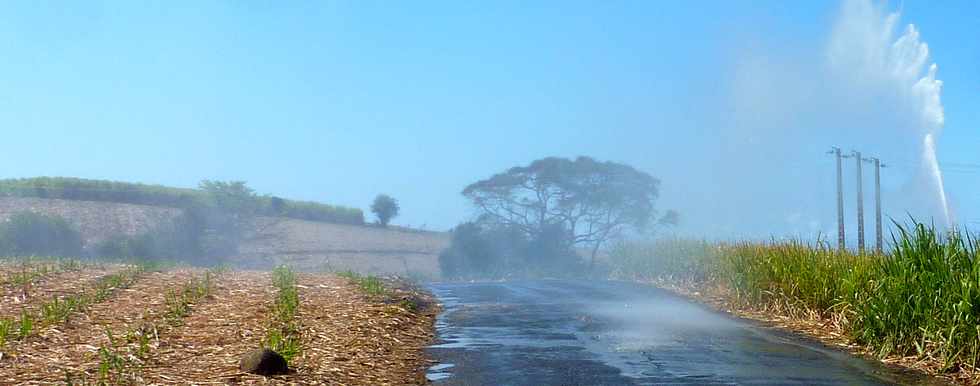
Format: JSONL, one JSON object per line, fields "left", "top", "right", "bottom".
{"left": 0, "top": 264, "right": 437, "bottom": 385}
{"left": 140, "top": 271, "right": 277, "bottom": 384}
{"left": 286, "top": 274, "right": 436, "bottom": 385}
{"left": 0, "top": 268, "right": 201, "bottom": 383}
{"left": 0, "top": 265, "right": 126, "bottom": 319}
{"left": 140, "top": 271, "right": 436, "bottom": 385}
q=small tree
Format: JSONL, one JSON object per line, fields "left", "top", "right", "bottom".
{"left": 371, "top": 194, "right": 399, "bottom": 227}
{"left": 195, "top": 180, "right": 259, "bottom": 258}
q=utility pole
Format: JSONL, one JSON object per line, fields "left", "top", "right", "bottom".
{"left": 852, "top": 151, "right": 865, "bottom": 253}
{"left": 865, "top": 157, "right": 886, "bottom": 253}
{"left": 828, "top": 147, "right": 845, "bottom": 250}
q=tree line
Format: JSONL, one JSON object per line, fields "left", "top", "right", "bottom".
{"left": 0, "top": 177, "right": 364, "bottom": 225}
{"left": 0, "top": 182, "right": 408, "bottom": 264}
{"left": 0, "top": 180, "right": 358, "bottom": 263}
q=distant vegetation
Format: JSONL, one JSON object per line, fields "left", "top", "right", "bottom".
{"left": 0, "top": 212, "right": 83, "bottom": 257}
{"left": 0, "top": 177, "right": 363, "bottom": 225}
{"left": 94, "top": 180, "right": 272, "bottom": 263}
{"left": 94, "top": 211, "right": 206, "bottom": 261}
{"left": 0, "top": 177, "right": 362, "bottom": 263}
{"left": 370, "top": 194, "right": 399, "bottom": 227}
{"left": 440, "top": 221, "right": 583, "bottom": 280}
{"left": 609, "top": 221, "right": 980, "bottom": 376}
{"left": 441, "top": 156, "right": 676, "bottom": 279}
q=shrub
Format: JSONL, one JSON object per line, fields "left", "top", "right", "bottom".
{"left": 93, "top": 210, "right": 207, "bottom": 261}
{"left": 438, "top": 221, "right": 583, "bottom": 280}
{"left": 439, "top": 222, "right": 504, "bottom": 279}
{"left": 0, "top": 211, "right": 83, "bottom": 257}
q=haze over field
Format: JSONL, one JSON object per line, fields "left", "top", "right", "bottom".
{"left": 0, "top": 0, "right": 977, "bottom": 239}
{"left": 1, "top": 2, "right": 979, "bottom": 384}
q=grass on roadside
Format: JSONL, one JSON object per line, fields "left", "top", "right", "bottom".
{"left": 610, "top": 220, "right": 980, "bottom": 375}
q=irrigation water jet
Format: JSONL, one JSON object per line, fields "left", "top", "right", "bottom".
{"left": 922, "top": 133, "right": 951, "bottom": 227}
{"left": 828, "top": 0, "right": 952, "bottom": 229}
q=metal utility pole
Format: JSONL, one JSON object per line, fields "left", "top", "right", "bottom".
{"left": 865, "top": 157, "right": 886, "bottom": 253}
{"left": 852, "top": 151, "right": 865, "bottom": 253}
{"left": 827, "top": 147, "right": 845, "bottom": 250}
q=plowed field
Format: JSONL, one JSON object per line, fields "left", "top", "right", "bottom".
{"left": 0, "top": 260, "right": 436, "bottom": 385}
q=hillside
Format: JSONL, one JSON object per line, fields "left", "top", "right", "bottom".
{"left": 0, "top": 196, "right": 181, "bottom": 246}
{"left": 0, "top": 196, "right": 448, "bottom": 278}
{"left": 0, "top": 177, "right": 364, "bottom": 225}
{"left": 241, "top": 217, "right": 447, "bottom": 277}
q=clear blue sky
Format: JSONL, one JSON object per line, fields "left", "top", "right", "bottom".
{"left": 0, "top": 1, "right": 977, "bottom": 235}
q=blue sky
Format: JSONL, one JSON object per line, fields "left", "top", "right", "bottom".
{"left": 0, "top": 1, "right": 977, "bottom": 235}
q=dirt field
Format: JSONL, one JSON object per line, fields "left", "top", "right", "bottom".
{"left": 0, "top": 261, "right": 437, "bottom": 385}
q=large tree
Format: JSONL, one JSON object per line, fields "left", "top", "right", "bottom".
{"left": 463, "top": 156, "right": 676, "bottom": 269}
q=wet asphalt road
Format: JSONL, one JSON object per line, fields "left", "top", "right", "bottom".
{"left": 424, "top": 280, "right": 913, "bottom": 386}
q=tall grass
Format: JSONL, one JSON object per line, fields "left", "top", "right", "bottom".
{"left": 609, "top": 238, "right": 719, "bottom": 283}
{"left": 610, "top": 221, "right": 980, "bottom": 374}
{"left": 846, "top": 223, "right": 980, "bottom": 371}
{"left": 719, "top": 241, "right": 878, "bottom": 318}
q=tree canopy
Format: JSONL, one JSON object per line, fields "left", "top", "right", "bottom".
{"left": 462, "top": 156, "right": 675, "bottom": 268}
{"left": 371, "top": 194, "right": 400, "bottom": 227}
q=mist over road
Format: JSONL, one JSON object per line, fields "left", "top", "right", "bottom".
{"left": 425, "top": 280, "right": 913, "bottom": 386}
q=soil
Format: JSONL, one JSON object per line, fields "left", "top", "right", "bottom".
{"left": 0, "top": 262, "right": 437, "bottom": 385}
{"left": 0, "top": 264, "right": 126, "bottom": 319}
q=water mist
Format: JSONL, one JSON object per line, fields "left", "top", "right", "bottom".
{"left": 828, "top": 0, "right": 952, "bottom": 228}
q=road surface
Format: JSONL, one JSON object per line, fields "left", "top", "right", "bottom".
{"left": 425, "top": 280, "right": 933, "bottom": 386}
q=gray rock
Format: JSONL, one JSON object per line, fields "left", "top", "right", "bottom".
{"left": 240, "top": 348, "right": 289, "bottom": 376}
